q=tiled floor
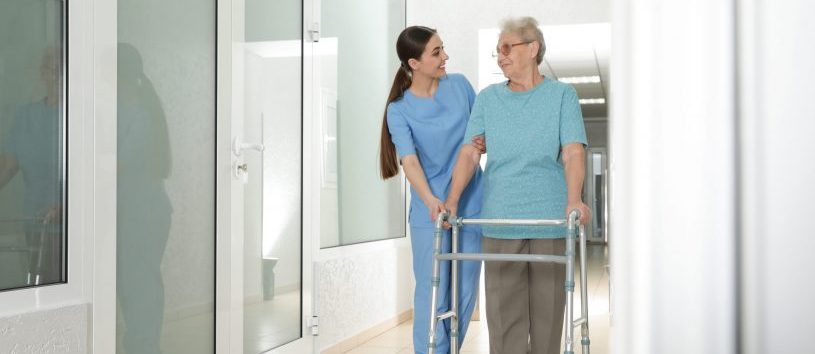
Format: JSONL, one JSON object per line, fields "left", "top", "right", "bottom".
{"left": 244, "top": 291, "right": 301, "bottom": 353}
{"left": 344, "top": 244, "right": 611, "bottom": 354}
{"left": 158, "top": 290, "right": 301, "bottom": 354}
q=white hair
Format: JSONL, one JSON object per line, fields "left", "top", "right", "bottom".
{"left": 499, "top": 16, "right": 545, "bottom": 64}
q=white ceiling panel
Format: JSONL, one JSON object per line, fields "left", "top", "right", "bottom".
{"left": 478, "top": 23, "right": 610, "bottom": 119}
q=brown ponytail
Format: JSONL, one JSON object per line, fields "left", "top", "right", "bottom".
{"left": 379, "top": 26, "right": 437, "bottom": 180}
{"left": 379, "top": 67, "right": 412, "bottom": 179}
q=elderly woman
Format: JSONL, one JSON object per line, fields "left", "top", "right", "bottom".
{"left": 444, "top": 17, "right": 590, "bottom": 354}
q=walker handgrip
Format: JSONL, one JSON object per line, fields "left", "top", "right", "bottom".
{"left": 434, "top": 212, "right": 448, "bottom": 230}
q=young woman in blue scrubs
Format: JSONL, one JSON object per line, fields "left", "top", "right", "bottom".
{"left": 378, "top": 26, "right": 484, "bottom": 354}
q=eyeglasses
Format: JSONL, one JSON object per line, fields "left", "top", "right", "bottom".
{"left": 491, "top": 41, "right": 533, "bottom": 58}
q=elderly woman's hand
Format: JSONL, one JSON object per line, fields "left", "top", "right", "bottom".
{"left": 566, "top": 200, "right": 591, "bottom": 225}
{"left": 442, "top": 199, "right": 459, "bottom": 229}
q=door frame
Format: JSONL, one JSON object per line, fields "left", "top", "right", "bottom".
{"left": 216, "top": 0, "right": 317, "bottom": 352}
{"left": 585, "top": 147, "right": 608, "bottom": 243}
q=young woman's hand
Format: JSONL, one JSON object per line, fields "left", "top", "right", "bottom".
{"left": 471, "top": 135, "right": 487, "bottom": 154}
{"left": 425, "top": 196, "right": 447, "bottom": 224}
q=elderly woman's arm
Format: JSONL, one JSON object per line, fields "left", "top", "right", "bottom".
{"left": 562, "top": 143, "right": 591, "bottom": 225}
{"left": 443, "top": 144, "right": 481, "bottom": 219}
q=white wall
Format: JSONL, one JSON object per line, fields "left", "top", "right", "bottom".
{"left": 606, "top": 0, "right": 815, "bottom": 352}
{"left": 739, "top": 0, "right": 815, "bottom": 353}
{"left": 0, "top": 304, "right": 90, "bottom": 354}
{"left": 0, "top": 304, "right": 89, "bottom": 353}
{"left": 407, "top": 0, "right": 610, "bottom": 85}
{"left": 611, "top": 0, "right": 738, "bottom": 350}
{"left": 315, "top": 241, "right": 414, "bottom": 350}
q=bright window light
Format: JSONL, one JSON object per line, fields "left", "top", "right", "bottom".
{"left": 579, "top": 98, "right": 606, "bottom": 105}
{"left": 559, "top": 75, "right": 601, "bottom": 84}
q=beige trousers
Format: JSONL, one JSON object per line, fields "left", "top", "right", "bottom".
{"left": 482, "top": 237, "right": 567, "bottom": 354}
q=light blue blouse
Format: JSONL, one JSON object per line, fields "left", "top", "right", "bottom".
{"left": 463, "top": 77, "right": 587, "bottom": 239}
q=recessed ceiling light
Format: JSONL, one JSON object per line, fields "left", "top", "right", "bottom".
{"left": 559, "top": 76, "right": 601, "bottom": 84}
{"left": 579, "top": 98, "right": 606, "bottom": 105}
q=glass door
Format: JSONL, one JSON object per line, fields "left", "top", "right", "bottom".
{"left": 232, "top": 0, "right": 311, "bottom": 352}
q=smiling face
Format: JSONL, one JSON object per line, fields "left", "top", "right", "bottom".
{"left": 496, "top": 32, "right": 538, "bottom": 79}
{"left": 408, "top": 34, "right": 449, "bottom": 79}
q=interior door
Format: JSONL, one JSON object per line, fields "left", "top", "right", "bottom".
{"left": 228, "top": 0, "right": 314, "bottom": 353}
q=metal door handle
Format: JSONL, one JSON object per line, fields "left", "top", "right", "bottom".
{"left": 232, "top": 137, "right": 264, "bottom": 156}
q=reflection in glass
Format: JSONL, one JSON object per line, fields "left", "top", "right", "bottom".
{"left": 116, "top": 43, "right": 172, "bottom": 354}
{"left": 241, "top": 0, "right": 303, "bottom": 351}
{"left": 117, "top": 0, "right": 215, "bottom": 352}
{"left": 0, "top": 0, "right": 65, "bottom": 291}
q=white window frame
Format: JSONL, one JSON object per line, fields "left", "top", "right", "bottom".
{"left": 0, "top": 0, "right": 118, "bottom": 352}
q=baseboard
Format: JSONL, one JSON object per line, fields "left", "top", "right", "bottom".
{"left": 321, "top": 309, "right": 413, "bottom": 354}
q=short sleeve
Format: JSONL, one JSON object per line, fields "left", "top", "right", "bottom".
{"left": 459, "top": 75, "right": 476, "bottom": 111}
{"left": 559, "top": 86, "right": 588, "bottom": 146}
{"left": 462, "top": 92, "right": 486, "bottom": 145}
{"left": 386, "top": 103, "right": 416, "bottom": 159}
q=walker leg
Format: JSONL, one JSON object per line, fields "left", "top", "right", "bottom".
{"left": 564, "top": 213, "right": 577, "bottom": 354}
{"left": 579, "top": 225, "right": 591, "bottom": 354}
{"left": 427, "top": 215, "right": 446, "bottom": 354}
{"left": 450, "top": 221, "right": 460, "bottom": 354}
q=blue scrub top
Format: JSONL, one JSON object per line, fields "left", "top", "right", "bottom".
{"left": 386, "top": 73, "right": 483, "bottom": 227}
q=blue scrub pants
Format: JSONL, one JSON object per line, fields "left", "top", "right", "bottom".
{"left": 411, "top": 225, "right": 482, "bottom": 354}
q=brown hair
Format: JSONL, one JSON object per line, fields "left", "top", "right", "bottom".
{"left": 379, "top": 26, "right": 437, "bottom": 179}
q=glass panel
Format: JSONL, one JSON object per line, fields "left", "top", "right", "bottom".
{"left": 241, "top": 0, "right": 303, "bottom": 351}
{"left": 0, "top": 0, "right": 66, "bottom": 291}
{"left": 116, "top": 0, "right": 215, "bottom": 352}
{"left": 320, "top": 0, "right": 406, "bottom": 248}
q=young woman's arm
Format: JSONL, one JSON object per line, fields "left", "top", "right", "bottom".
{"left": 401, "top": 154, "right": 445, "bottom": 223}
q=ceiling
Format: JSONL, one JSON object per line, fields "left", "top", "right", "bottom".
{"left": 540, "top": 23, "right": 610, "bottom": 119}
{"left": 478, "top": 23, "right": 610, "bottom": 119}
